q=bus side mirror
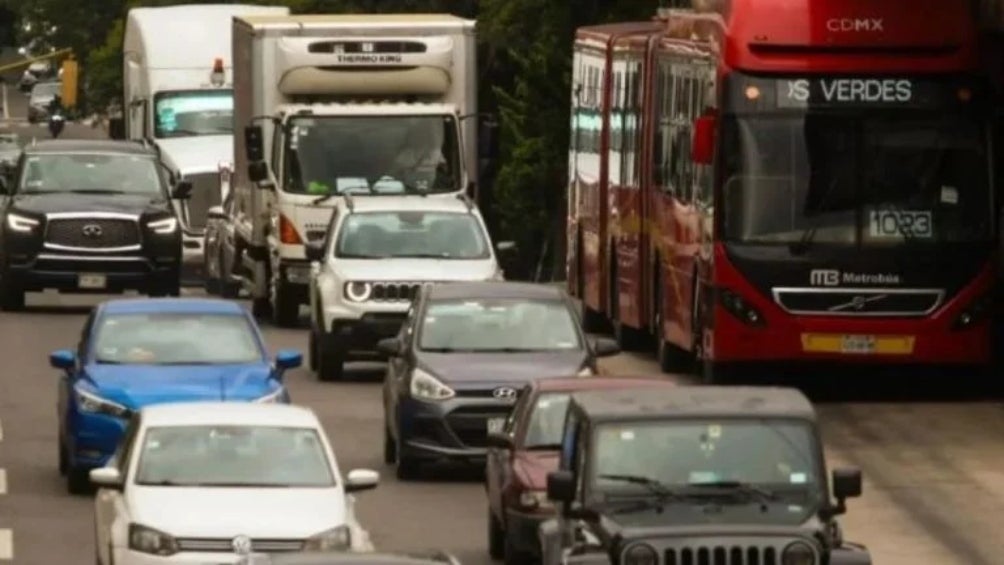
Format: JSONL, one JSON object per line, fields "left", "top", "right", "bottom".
{"left": 244, "top": 125, "right": 264, "bottom": 162}
{"left": 691, "top": 115, "right": 716, "bottom": 165}
{"left": 108, "top": 117, "right": 125, "bottom": 140}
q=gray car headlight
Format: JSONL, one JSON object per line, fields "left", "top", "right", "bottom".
{"left": 302, "top": 525, "right": 351, "bottom": 551}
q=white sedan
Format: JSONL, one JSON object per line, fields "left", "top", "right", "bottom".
{"left": 90, "top": 402, "right": 380, "bottom": 564}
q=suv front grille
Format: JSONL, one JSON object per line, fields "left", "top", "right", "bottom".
{"left": 371, "top": 282, "right": 424, "bottom": 301}
{"left": 45, "top": 218, "right": 140, "bottom": 250}
{"left": 665, "top": 545, "right": 778, "bottom": 565}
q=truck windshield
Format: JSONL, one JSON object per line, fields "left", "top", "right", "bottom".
{"left": 590, "top": 419, "right": 821, "bottom": 500}
{"left": 720, "top": 112, "right": 992, "bottom": 247}
{"left": 153, "top": 90, "right": 233, "bottom": 138}
{"left": 283, "top": 115, "right": 461, "bottom": 195}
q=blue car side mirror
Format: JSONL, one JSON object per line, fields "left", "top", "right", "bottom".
{"left": 274, "top": 349, "right": 302, "bottom": 370}
{"left": 50, "top": 349, "right": 76, "bottom": 370}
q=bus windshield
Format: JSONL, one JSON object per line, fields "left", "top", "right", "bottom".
{"left": 720, "top": 112, "right": 992, "bottom": 247}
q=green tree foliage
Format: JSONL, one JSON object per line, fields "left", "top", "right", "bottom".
{"left": 3, "top": 0, "right": 658, "bottom": 280}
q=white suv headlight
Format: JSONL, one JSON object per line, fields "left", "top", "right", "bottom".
{"left": 409, "top": 368, "right": 455, "bottom": 401}
{"left": 148, "top": 217, "right": 178, "bottom": 234}
{"left": 302, "top": 525, "right": 351, "bottom": 551}
{"left": 344, "top": 281, "right": 372, "bottom": 302}
{"left": 576, "top": 367, "right": 594, "bottom": 377}
{"left": 6, "top": 213, "right": 39, "bottom": 232}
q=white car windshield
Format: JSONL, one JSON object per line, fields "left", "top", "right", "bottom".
{"left": 92, "top": 313, "right": 263, "bottom": 365}
{"left": 335, "top": 211, "right": 490, "bottom": 259}
{"left": 419, "top": 299, "right": 582, "bottom": 352}
{"left": 135, "top": 425, "right": 335, "bottom": 487}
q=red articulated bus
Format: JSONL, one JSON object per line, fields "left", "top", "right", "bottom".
{"left": 566, "top": 0, "right": 1002, "bottom": 381}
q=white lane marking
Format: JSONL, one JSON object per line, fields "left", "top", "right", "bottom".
{"left": 0, "top": 418, "right": 4, "bottom": 441}
{"left": 0, "top": 469, "right": 6, "bottom": 495}
{"left": 0, "top": 529, "right": 13, "bottom": 559}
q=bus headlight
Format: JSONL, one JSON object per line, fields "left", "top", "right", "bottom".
{"left": 718, "top": 288, "right": 764, "bottom": 326}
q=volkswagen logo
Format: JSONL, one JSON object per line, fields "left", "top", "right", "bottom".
{"left": 231, "top": 534, "right": 253, "bottom": 555}
{"left": 492, "top": 387, "right": 517, "bottom": 401}
{"left": 81, "top": 224, "right": 103, "bottom": 238}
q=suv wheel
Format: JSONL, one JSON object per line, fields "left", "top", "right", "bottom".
{"left": 271, "top": 278, "right": 300, "bottom": 327}
{"left": 0, "top": 281, "right": 24, "bottom": 311}
{"left": 383, "top": 425, "right": 396, "bottom": 464}
{"left": 308, "top": 328, "right": 318, "bottom": 371}
{"left": 66, "top": 466, "right": 90, "bottom": 495}
{"left": 316, "top": 332, "right": 345, "bottom": 381}
{"left": 488, "top": 508, "right": 504, "bottom": 559}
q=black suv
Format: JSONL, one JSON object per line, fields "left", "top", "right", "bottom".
{"left": 541, "top": 386, "right": 871, "bottom": 565}
{"left": 0, "top": 139, "right": 189, "bottom": 309}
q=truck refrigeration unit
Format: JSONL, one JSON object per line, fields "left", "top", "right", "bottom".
{"left": 115, "top": 3, "right": 290, "bottom": 282}
{"left": 232, "top": 14, "right": 493, "bottom": 327}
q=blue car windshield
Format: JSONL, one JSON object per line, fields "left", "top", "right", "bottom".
{"left": 91, "top": 313, "right": 263, "bottom": 365}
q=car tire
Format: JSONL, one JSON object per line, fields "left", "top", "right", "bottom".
{"left": 308, "top": 328, "right": 318, "bottom": 371}
{"left": 488, "top": 507, "right": 505, "bottom": 559}
{"left": 271, "top": 279, "right": 300, "bottom": 328}
{"left": 504, "top": 531, "right": 532, "bottom": 565}
{"left": 66, "top": 466, "right": 90, "bottom": 495}
{"left": 0, "top": 276, "right": 25, "bottom": 312}
{"left": 383, "top": 425, "right": 396, "bottom": 464}
{"left": 316, "top": 333, "right": 345, "bottom": 382}
{"left": 58, "top": 439, "right": 68, "bottom": 476}
{"left": 220, "top": 258, "right": 240, "bottom": 298}
{"left": 396, "top": 454, "right": 420, "bottom": 481}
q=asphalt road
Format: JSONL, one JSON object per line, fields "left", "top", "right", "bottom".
{"left": 0, "top": 101, "right": 1002, "bottom": 565}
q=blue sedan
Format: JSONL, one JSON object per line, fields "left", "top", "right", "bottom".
{"left": 51, "top": 297, "right": 302, "bottom": 494}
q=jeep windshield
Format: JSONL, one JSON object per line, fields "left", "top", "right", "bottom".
{"left": 282, "top": 115, "right": 462, "bottom": 195}
{"left": 589, "top": 419, "right": 822, "bottom": 504}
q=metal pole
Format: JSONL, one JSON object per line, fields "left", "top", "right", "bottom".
{"left": 1, "top": 82, "right": 8, "bottom": 120}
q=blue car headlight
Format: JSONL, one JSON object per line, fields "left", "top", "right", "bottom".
{"left": 254, "top": 387, "right": 286, "bottom": 403}
{"left": 74, "top": 385, "right": 131, "bottom": 418}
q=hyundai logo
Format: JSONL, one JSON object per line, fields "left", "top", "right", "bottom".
{"left": 231, "top": 534, "right": 253, "bottom": 555}
{"left": 81, "top": 224, "right": 103, "bottom": 238}
{"left": 493, "top": 387, "right": 517, "bottom": 401}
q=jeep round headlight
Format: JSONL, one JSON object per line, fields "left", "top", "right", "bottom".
{"left": 782, "top": 541, "right": 816, "bottom": 565}
{"left": 622, "top": 542, "right": 658, "bottom": 565}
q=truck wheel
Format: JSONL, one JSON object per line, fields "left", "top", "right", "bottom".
{"left": 504, "top": 530, "right": 531, "bottom": 565}
{"left": 316, "top": 333, "right": 345, "bottom": 381}
{"left": 488, "top": 508, "right": 504, "bottom": 559}
{"left": 308, "top": 328, "right": 318, "bottom": 371}
{"left": 271, "top": 280, "right": 300, "bottom": 327}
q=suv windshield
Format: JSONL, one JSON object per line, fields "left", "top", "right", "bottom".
{"left": 153, "top": 90, "right": 233, "bottom": 138}
{"left": 283, "top": 115, "right": 461, "bottom": 195}
{"left": 419, "top": 299, "right": 582, "bottom": 352}
{"left": 92, "top": 313, "right": 263, "bottom": 365}
{"left": 335, "top": 211, "right": 489, "bottom": 259}
{"left": 19, "top": 153, "right": 164, "bottom": 194}
{"left": 590, "top": 419, "right": 821, "bottom": 500}
{"left": 721, "top": 113, "right": 992, "bottom": 246}
{"left": 135, "top": 425, "right": 335, "bottom": 487}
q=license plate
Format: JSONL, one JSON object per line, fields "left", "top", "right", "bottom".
{"left": 487, "top": 417, "right": 505, "bottom": 434}
{"left": 801, "top": 333, "right": 915, "bottom": 355}
{"left": 840, "top": 335, "right": 875, "bottom": 354}
{"left": 78, "top": 273, "right": 106, "bottom": 289}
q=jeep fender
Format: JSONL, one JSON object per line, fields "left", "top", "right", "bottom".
{"left": 830, "top": 543, "right": 872, "bottom": 565}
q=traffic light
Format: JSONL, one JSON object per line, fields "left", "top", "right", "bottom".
{"left": 61, "top": 55, "right": 78, "bottom": 108}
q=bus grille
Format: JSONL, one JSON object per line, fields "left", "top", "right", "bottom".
{"left": 771, "top": 288, "right": 943, "bottom": 317}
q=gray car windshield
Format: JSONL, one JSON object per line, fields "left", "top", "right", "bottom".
{"left": 31, "top": 81, "right": 60, "bottom": 100}
{"left": 591, "top": 419, "right": 821, "bottom": 499}
{"left": 135, "top": 425, "right": 335, "bottom": 487}
{"left": 153, "top": 90, "right": 233, "bottom": 138}
{"left": 524, "top": 393, "right": 572, "bottom": 448}
{"left": 721, "top": 113, "right": 992, "bottom": 246}
{"left": 419, "top": 299, "right": 582, "bottom": 352}
{"left": 335, "top": 211, "right": 489, "bottom": 259}
{"left": 92, "top": 313, "right": 263, "bottom": 365}
{"left": 19, "top": 154, "right": 164, "bottom": 194}
{"left": 283, "top": 115, "right": 461, "bottom": 195}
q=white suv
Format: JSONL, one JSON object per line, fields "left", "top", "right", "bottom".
{"left": 305, "top": 194, "right": 513, "bottom": 381}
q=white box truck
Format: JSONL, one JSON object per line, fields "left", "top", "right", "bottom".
{"left": 231, "top": 14, "right": 496, "bottom": 327}
{"left": 114, "top": 3, "right": 290, "bottom": 281}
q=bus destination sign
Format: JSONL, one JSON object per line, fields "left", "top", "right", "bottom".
{"left": 775, "top": 77, "right": 964, "bottom": 109}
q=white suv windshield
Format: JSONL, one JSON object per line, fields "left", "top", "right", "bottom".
{"left": 335, "top": 211, "right": 490, "bottom": 259}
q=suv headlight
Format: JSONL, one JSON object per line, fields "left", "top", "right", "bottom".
{"left": 254, "top": 387, "right": 286, "bottom": 403}
{"left": 302, "top": 525, "right": 351, "bottom": 551}
{"left": 621, "top": 542, "right": 658, "bottom": 565}
{"left": 344, "top": 281, "right": 372, "bottom": 302}
{"left": 782, "top": 541, "right": 816, "bottom": 565}
{"left": 409, "top": 368, "right": 455, "bottom": 401}
{"left": 576, "top": 367, "right": 594, "bottom": 377}
{"left": 128, "top": 523, "right": 179, "bottom": 556}
{"left": 74, "top": 385, "right": 130, "bottom": 418}
{"left": 148, "top": 217, "right": 178, "bottom": 234}
{"left": 6, "top": 212, "right": 39, "bottom": 232}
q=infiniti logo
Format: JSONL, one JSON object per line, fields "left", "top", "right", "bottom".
{"left": 81, "top": 224, "right": 103, "bottom": 238}
{"left": 231, "top": 534, "right": 252, "bottom": 555}
{"left": 492, "top": 387, "right": 517, "bottom": 401}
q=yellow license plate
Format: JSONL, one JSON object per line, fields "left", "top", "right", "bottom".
{"left": 800, "top": 334, "right": 915, "bottom": 355}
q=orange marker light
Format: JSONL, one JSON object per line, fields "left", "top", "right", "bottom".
{"left": 957, "top": 88, "right": 972, "bottom": 102}
{"left": 279, "top": 214, "right": 302, "bottom": 245}
{"left": 745, "top": 86, "right": 761, "bottom": 100}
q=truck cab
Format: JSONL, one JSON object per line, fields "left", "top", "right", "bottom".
{"left": 540, "top": 386, "right": 871, "bottom": 565}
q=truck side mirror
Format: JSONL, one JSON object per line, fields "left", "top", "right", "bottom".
{"left": 248, "top": 161, "right": 268, "bottom": 184}
{"left": 244, "top": 124, "right": 264, "bottom": 162}
{"left": 691, "top": 114, "right": 716, "bottom": 165}
{"left": 478, "top": 117, "right": 498, "bottom": 160}
{"left": 108, "top": 117, "right": 125, "bottom": 140}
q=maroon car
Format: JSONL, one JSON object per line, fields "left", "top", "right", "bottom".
{"left": 484, "top": 375, "right": 675, "bottom": 564}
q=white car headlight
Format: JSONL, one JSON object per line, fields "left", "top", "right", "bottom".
{"left": 302, "top": 525, "right": 351, "bottom": 551}
{"left": 128, "top": 523, "right": 179, "bottom": 556}
{"left": 254, "top": 387, "right": 286, "bottom": 403}
{"left": 344, "top": 281, "right": 372, "bottom": 302}
{"left": 148, "top": 217, "right": 178, "bottom": 234}
{"left": 74, "top": 385, "right": 130, "bottom": 418}
{"left": 409, "top": 368, "right": 455, "bottom": 401}
{"left": 6, "top": 212, "right": 39, "bottom": 232}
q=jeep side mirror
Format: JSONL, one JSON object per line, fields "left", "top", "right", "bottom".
{"left": 832, "top": 467, "right": 862, "bottom": 500}
{"left": 546, "top": 470, "right": 575, "bottom": 503}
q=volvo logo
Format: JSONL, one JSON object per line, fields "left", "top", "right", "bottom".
{"left": 492, "top": 387, "right": 517, "bottom": 401}
{"left": 81, "top": 224, "right": 103, "bottom": 238}
{"left": 828, "top": 294, "right": 888, "bottom": 312}
{"left": 231, "top": 534, "right": 253, "bottom": 555}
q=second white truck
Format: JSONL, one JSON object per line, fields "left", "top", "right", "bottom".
{"left": 230, "top": 14, "right": 496, "bottom": 326}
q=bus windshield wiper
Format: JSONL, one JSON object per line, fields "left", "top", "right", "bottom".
{"left": 791, "top": 177, "right": 842, "bottom": 255}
